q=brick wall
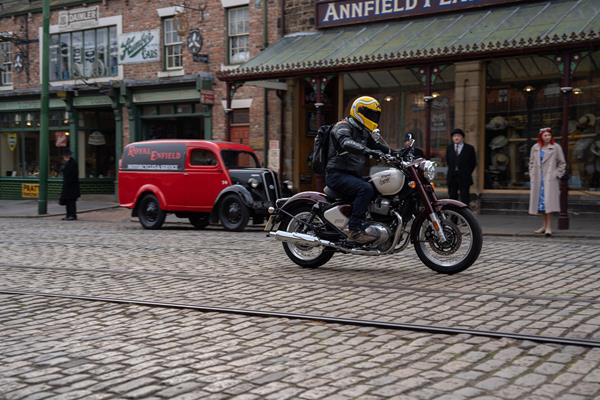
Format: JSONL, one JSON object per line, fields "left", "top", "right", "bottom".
{"left": 0, "top": 0, "right": 288, "bottom": 172}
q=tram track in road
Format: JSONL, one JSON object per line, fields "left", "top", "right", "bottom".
{"left": 1, "top": 288, "right": 600, "bottom": 349}
{"left": 2, "top": 261, "right": 599, "bottom": 306}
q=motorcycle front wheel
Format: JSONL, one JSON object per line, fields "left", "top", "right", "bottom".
{"left": 281, "top": 205, "right": 335, "bottom": 268}
{"left": 414, "top": 206, "right": 482, "bottom": 274}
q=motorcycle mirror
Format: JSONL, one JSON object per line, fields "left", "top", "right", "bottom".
{"left": 371, "top": 129, "right": 382, "bottom": 143}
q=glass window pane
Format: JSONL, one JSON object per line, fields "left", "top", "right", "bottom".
{"left": 83, "top": 29, "right": 95, "bottom": 78}
{"left": 190, "top": 149, "right": 217, "bottom": 166}
{"left": 109, "top": 26, "right": 118, "bottom": 76}
{"left": 71, "top": 31, "right": 83, "bottom": 78}
{"left": 96, "top": 28, "right": 107, "bottom": 77}
{"left": 59, "top": 33, "right": 71, "bottom": 80}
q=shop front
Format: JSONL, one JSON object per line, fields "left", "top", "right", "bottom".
{"left": 0, "top": 95, "right": 116, "bottom": 199}
{"left": 220, "top": 0, "right": 600, "bottom": 215}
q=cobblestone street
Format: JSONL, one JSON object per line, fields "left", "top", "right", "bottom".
{"left": 1, "top": 210, "right": 600, "bottom": 399}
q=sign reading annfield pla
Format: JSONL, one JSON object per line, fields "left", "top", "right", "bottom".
{"left": 119, "top": 30, "right": 160, "bottom": 64}
{"left": 316, "top": 0, "right": 523, "bottom": 28}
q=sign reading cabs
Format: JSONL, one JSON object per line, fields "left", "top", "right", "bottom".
{"left": 21, "top": 183, "right": 39, "bottom": 199}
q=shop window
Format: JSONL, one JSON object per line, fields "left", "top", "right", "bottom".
{"left": 227, "top": 7, "right": 249, "bottom": 64}
{"left": 0, "top": 130, "right": 69, "bottom": 178}
{"left": 570, "top": 50, "right": 600, "bottom": 191}
{"left": 231, "top": 108, "right": 249, "bottom": 125}
{"left": 190, "top": 149, "right": 217, "bottom": 166}
{"left": 163, "top": 17, "right": 183, "bottom": 70}
{"left": 485, "top": 55, "right": 562, "bottom": 190}
{"left": 49, "top": 26, "right": 118, "bottom": 81}
{"left": 1, "top": 42, "right": 13, "bottom": 86}
{"left": 176, "top": 103, "right": 193, "bottom": 114}
{"left": 79, "top": 110, "right": 116, "bottom": 178}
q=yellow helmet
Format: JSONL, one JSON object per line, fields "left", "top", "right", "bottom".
{"left": 350, "top": 96, "right": 381, "bottom": 133}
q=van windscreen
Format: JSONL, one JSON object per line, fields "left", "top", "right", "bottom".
{"left": 221, "top": 150, "right": 260, "bottom": 169}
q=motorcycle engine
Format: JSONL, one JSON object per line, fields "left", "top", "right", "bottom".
{"left": 364, "top": 222, "right": 392, "bottom": 246}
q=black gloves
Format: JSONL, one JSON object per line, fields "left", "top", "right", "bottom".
{"left": 365, "top": 149, "right": 385, "bottom": 159}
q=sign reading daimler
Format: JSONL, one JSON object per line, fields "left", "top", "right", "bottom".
{"left": 316, "top": 0, "right": 525, "bottom": 28}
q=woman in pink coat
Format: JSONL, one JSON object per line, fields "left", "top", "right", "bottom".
{"left": 528, "top": 128, "right": 566, "bottom": 237}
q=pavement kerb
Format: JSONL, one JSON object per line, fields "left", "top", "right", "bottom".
{"left": 0, "top": 205, "right": 119, "bottom": 219}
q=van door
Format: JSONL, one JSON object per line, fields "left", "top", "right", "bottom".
{"left": 184, "top": 147, "right": 229, "bottom": 211}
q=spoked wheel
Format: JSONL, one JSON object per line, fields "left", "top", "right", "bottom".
{"left": 281, "top": 206, "right": 334, "bottom": 268}
{"left": 138, "top": 194, "right": 166, "bottom": 230}
{"left": 218, "top": 194, "right": 249, "bottom": 231}
{"left": 414, "top": 206, "right": 482, "bottom": 274}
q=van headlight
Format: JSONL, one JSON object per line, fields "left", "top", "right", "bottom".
{"left": 248, "top": 178, "right": 260, "bottom": 188}
{"left": 420, "top": 161, "right": 437, "bottom": 182}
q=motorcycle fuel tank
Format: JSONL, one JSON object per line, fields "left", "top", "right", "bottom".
{"left": 371, "top": 168, "right": 405, "bottom": 196}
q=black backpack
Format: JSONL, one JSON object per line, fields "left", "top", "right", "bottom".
{"left": 309, "top": 122, "right": 343, "bottom": 174}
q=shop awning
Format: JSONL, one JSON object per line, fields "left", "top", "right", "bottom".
{"left": 219, "top": 0, "right": 600, "bottom": 81}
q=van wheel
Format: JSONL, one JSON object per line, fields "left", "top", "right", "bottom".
{"left": 138, "top": 194, "right": 166, "bottom": 230}
{"left": 219, "top": 194, "right": 249, "bottom": 231}
{"left": 189, "top": 213, "right": 210, "bottom": 229}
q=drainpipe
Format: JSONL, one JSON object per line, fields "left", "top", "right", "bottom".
{"left": 263, "top": 0, "right": 269, "bottom": 167}
{"left": 278, "top": 0, "right": 286, "bottom": 177}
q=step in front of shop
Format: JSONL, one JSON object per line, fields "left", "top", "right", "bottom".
{"left": 480, "top": 194, "right": 600, "bottom": 215}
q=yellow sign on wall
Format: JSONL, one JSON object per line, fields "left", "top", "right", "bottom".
{"left": 7, "top": 133, "right": 17, "bottom": 151}
{"left": 21, "top": 183, "right": 39, "bottom": 199}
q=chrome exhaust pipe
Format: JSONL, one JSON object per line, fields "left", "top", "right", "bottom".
{"left": 270, "top": 230, "right": 336, "bottom": 248}
{"left": 270, "top": 230, "right": 384, "bottom": 256}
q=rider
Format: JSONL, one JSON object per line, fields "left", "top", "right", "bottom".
{"left": 326, "top": 96, "right": 391, "bottom": 241}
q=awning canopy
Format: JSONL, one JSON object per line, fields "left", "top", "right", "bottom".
{"left": 219, "top": 0, "right": 600, "bottom": 82}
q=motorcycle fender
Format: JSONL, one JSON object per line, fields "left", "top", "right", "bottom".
{"left": 409, "top": 199, "right": 468, "bottom": 242}
{"left": 278, "top": 191, "right": 328, "bottom": 214}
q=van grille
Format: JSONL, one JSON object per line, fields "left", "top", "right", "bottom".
{"left": 262, "top": 170, "right": 279, "bottom": 202}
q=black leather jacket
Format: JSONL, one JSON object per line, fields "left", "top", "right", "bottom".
{"left": 326, "top": 117, "right": 390, "bottom": 176}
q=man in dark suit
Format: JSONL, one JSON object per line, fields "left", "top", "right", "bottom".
{"left": 60, "top": 149, "right": 80, "bottom": 221}
{"left": 445, "top": 128, "right": 477, "bottom": 206}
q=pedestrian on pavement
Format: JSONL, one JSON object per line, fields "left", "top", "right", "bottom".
{"left": 445, "top": 128, "right": 477, "bottom": 206}
{"left": 59, "top": 148, "right": 80, "bottom": 221}
{"left": 528, "top": 127, "right": 566, "bottom": 237}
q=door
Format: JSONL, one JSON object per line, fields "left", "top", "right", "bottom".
{"left": 184, "top": 147, "right": 229, "bottom": 212}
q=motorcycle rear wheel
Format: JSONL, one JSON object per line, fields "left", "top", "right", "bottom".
{"left": 281, "top": 205, "right": 335, "bottom": 268}
{"left": 414, "top": 206, "right": 482, "bottom": 274}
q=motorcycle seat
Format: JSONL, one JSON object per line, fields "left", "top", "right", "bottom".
{"left": 324, "top": 186, "right": 344, "bottom": 201}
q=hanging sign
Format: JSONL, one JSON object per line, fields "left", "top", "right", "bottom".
{"left": 200, "top": 90, "right": 215, "bottom": 105}
{"left": 58, "top": 6, "right": 99, "bottom": 31}
{"left": 21, "top": 183, "right": 39, "bottom": 199}
{"left": 119, "top": 30, "right": 160, "bottom": 64}
{"left": 55, "top": 132, "right": 68, "bottom": 147}
{"left": 7, "top": 133, "right": 17, "bottom": 151}
{"left": 316, "top": 0, "right": 526, "bottom": 28}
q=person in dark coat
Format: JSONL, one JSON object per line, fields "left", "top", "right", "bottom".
{"left": 60, "top": 149, "right": 80, "bottom": 220}
{"left": 445, "top": 128, "right": 477, "bottom": 206}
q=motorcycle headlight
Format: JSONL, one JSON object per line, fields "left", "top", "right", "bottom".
{"left": 420, "top": 160, "right": 437, "bottom": 182}
{"left": 248, "top": 178, "right": 260, "bottom": 188}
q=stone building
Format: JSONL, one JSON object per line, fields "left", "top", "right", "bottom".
{"left": 0, "top": 0, "right": 284, "bottom": 199}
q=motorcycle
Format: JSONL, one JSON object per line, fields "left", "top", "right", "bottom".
{"left": 264, "top": 136, "right": 483, "bottom": 274}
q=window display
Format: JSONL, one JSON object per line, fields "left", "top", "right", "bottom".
{"left": 485, "top": 52, "right": 600, "bottom": 191}
{"left": 50, "top": 26, "right": 118, "bottom": 81}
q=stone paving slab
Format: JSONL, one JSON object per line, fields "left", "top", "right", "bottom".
{"left": 2, "top": 294, "right": 600, "bottom": 400}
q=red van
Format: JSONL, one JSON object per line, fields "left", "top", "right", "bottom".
{"left": 118, "top": 140, "right": 289, "bottom": 231}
